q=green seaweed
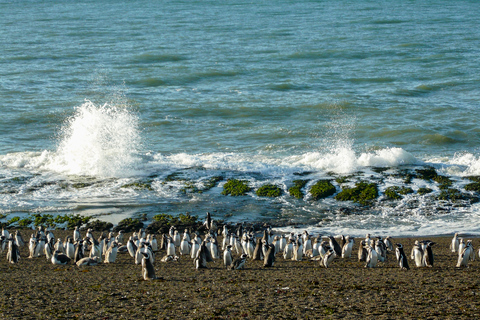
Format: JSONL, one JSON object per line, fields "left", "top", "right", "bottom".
{"left": 222, "top": 179, "right": 251, "bottom": 196}
{"left": 415, "top": 167, "right": 438, "bottom": 181}
{"left": 121, "top": 182, "right": 153, "bottom": 190}
{"left": 309, "top": 180, "right": 336, "bottom": 201}
{"left": 417, "top": 187, "right": 433, "bottom": 195}
{"left": 113, "top": 218, "right": 144, "bottom": 233}
{"left": 384, "top": 186, "right": 414, "bottom": 200}
{"left": 464, "top": 182, "right": 480, "bottom": 192}
{"left": 85, "top": 219, "right": 114, "bottom": 231}
{"left": 335, "top": 181, "right": 379, "bottom": 206}
{"left": 147, "top": 212, "right": 199, "bottom": 234}
{"left": 256, "top": 184, "right": 282, "bottom": 197}
{"left": 335, "top": 176, "right": 350, "bottom": 184}
{"left": 437, "top": 188, "right": 467, "bottom": 202}
{"left": 433, "top": 175, "right": 452, "bottom": 189}
{"left": 288, "top": 180, "right": 308, "bottom": 199}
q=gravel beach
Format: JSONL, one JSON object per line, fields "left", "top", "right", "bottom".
{"left": 1, "top": 230, "right": 480, "bottom": 319}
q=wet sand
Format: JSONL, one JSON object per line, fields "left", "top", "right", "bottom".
{"left": 1, "top": 230, "right": 480, "bottom": 319}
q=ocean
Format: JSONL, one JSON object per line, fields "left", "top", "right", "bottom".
{"left": 1, "top": 0, "right": 480, "bottom": 236}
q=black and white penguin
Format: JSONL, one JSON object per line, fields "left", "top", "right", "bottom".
{"left": 52, "top": 250, "right": 71, "bottom": 265}
{"left": 358, "top": 240, "right": 367, "bottom": 262}
{"left": 223, "top": 244, "right": 233, "bottom": 269}
{"left": 283, "top": 238, "right": 294, "bottom": 260}
{"left": 73, "top": 226, "right": 81, "bottom": 243}
{"left": 116, "top": 230, "right": 124, "bottom": 245}
{"left": 190, "top": 238, "right": 200, "bottom": 259}
{"left": 166, "top": 237, "right": 176, "bottom": 257}
{"left": 127, "top": 236, "right": 137, "bottom": 258}
{"left": 74, "top": 240, "right": 85, "bottom": 263}
{"left": 321, "top": 248, "right": 335, "bottom": 268}
{"left": 28, "top": 233, "right": 36, "bottom": 258}
{"left": 44, "top": 237, "right": 55, "bottom": 260}
{"left": 6, "top": 237, "right": 20, "bottom": 264}
{"left": 365, "top": 246, "right": 378, "bottom": 268}
{"left": 104, "top": 242, "right": 118, "bottom": 263}
{"left": 384, "top": 236, "right": 394, "bottom": 252}
{"left": 194, "top": 241, "right": 212, "bottom": 269}
{"left": 341, "top": 236, "right": 354, "bottom": 259}
{"left": 14, "top": 230, "right": 25, "bottom": 247}
{"left": 141, "top": 251, "right": 158, "bottom": 280}
{"left": 450, "top": 233, "right": 459, "bottom": 253}
{"left": 180, "top": 233, "right": 191, "bottom": 256}
{"left": 412, "top": 241, "right": 424, "bottom": 267}
{"left": 65, "top": 237, "right": 75, "bottom": 260}
{"left": 375, "top": 237, "right": 387, "bottom": 262}
{"left": 423, "top": 241, "right": 435, "bottom": 267}
{"left": 252, "top": 237, "right": 263, "bottom": 261}
{"left": 457, "top": 240, "right": 473, "bottom": 268}
{"left": 328, "top": 236, "right": 342, "bottom": 257}
{"left": 395, "top": 243, "right": 409, "bottom": 270}
{"left": 263, "top": 244, "right": 276, "bottom": 268}
{"left": 293, "top": 237, "right": 303, "bottom": 261}
{"left": 203, "top": 212, "right": 217, "bottom": 232}
{"left": 231, "top": 253, "right": 247, "bottom": 270}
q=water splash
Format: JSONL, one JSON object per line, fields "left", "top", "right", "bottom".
{"left": 51, "top": 100, "right": 142, "bottom": 177}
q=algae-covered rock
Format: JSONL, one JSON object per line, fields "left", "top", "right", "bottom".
{"left": 114, "top": 218, "right": 144, "bottom": 233}
{"left": 417, "top": 187, "right": 433, "bottom": 195}
{"left": 147, "top": 213, "right": 200, "bottom": 234}
{"left": 415, "top": 167, "right": 438, "bottom": 181}
{"left": 384, "top": 186, "right": 414, "bottom": 200}
{"left": 256, "top": 184, "right": 282, "bottom": 197}
{"left": 85, "top": 219, "right": 114, "bottom": 231}
{"left": 309, "top": 180, "right": 336, "bottom": 201}
{"left": 433, "top": 175, "right": 452, "bottom": 189}
{"left": 121, "top": 182, "right": 153, "bottom": 190}
{"left": 288, "top": 180, "right": 308, "bottom": 199}
{"left": 222, "top": 179, "right": 251, "bottom": 196}
{"left": 464, "top": 182, "right": 480, "bottom": 192}
{"left": 335, "top": 181, "right": 379, "bottom": 206}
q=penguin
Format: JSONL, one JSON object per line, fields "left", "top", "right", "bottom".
{"left": 358, "top": 240, "right": 367, "bottom": 262}
{"left": 283, "top": 239, "right": 294, "bottom": 260}
{"left": 46, "top": 229, "right": 55, "bottom": 244}
{"left": 104, "top": 242, "right": 118, "bottom": 263}
{"left": 34, "top": 236, "right": 46, "bottom": 258}
{"left": 423, "top": 241, "right": 435, "bottom": 267}
{"left": 135, "top": 243, "right": 146, "bottom": 265}
{"left": 365, "top": 234, "right": 372, "bottom": 247}
{"left": 252, "top": 238, "right": 264, "bottom": 261}
{"left": 303, "top": 231, "right": 312, "bottom": 255}
{"left": 6, "top": 237, "right": 20, "bottom": 264}
{"left": 183, "top": 229, "right": 191, "bottom": 243}
{"left": 450, "top": 233, "right": 459, "bottom": 253}
{"left": 245, "top": 236, "right": 255, "bottom": 259}
{"left": 173, "top": 230, "right": 181, "bottom": 248}
{"left": 85, "top": 229, "right": 94, "bottom": 243}
{"left": 233, "top": 234, "right": 243, "bottom": 255}
{"left": 412, "top": 241, "right": 424, "bottom": 267}
{"left": 209, "top": 235, "right": 220, "bottom": 259}
{"left": 166, "top": 237, "right": 176, "bottom": 257}
{"left": 395, "top": 243, "right": 409, "bottom": 270}
{"left": 76, "top": 256, "right": 100, "bottom": 267}
{"left": 194, "top": 241, "right": 212, "bottom": 269}
{"left": 263, "top": 243, "right": 276, "bottom": 268}
{"left": 468, "top": 240, "right": 475, "bottom": 261}
{"left": 279, "top": 234, "right": 287, "bottom": 253}
{"left": 231, "top": 253, "right": 247, "bottom": 270}
{"left": 161, "top": 255, "right": 179, "bottom": 262}
{"left": 458, "top": 238, "right": 465, "bottom": 254}
{"left": 328, "top": 236, "right": 342, "bottom": 257}
{"left": 127, "top": 236, "right": 137, "bottom": 258}
{"left": 116, "top": 230, "right": 124, "bottom": 245}
{"left": 0, "top": 235, "right": 6, "bottom": 253}
{"left": 457, "top": 241, "right": 473, "bottom": 267}
{"left": 141, "top": 251, "right": 159, "bottom": 280}
{"left": 375, "top": 237, "right": 387, "bottom": 262}
{"left": 54, "top": 238, "right": 64, "bottom": 254}
{"left": 222, "top": 228, "right": 230, "bottom": 251}
{"left": 28, "top": 233, "right": 36, "bottom": 258}
{"left": 89, "top": 236, "right": 101, "bottom": 260}
{"left": 341, "top": 236, "right": 354, "bottom": 259}
{"left": 203, "top": 212, "right": 217, "bottom": 232}
{"left": 44, "top": 238, "right": 55, "bottom": 260}
{"left": 73, "top": 226, "right": 81, "bottom": 243}
{"left": 293, "top": 238, "right": 303, "bottom": 261}
{"left": 384, "top": 236, "right": 394, "bottom": 252}
{"left": 321, "top": 248, "right": 335, "bottom": 268}
{"left": 52, "top": 250, "right": 71, "bottom": 265}
{"left": 65, "top": 237, "right": 75, "bottom": 260}
{"left": 150, "top": 234, "right": 158, "bottom": 252}
{"left": 179, "top": 233, "right": 191, "bottom": 256}
{"left": 190, "top": 238, "right": 200, "bottom": 259}
{"left": 223, "top": 245, "right": 233, "bottom": 269}
{"left": 14, "top": 230, "right": 25, "bottom": 247}
{"left": 74, "top": 240, "right": 84, "bottom": 263}
{"left": 365, "top": 246, "right": 378, "bottom": 268}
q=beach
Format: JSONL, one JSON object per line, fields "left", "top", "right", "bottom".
{"left": 1, "top": 230, "right": 480, "bottom": 319}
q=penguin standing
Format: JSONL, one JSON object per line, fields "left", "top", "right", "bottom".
{"left": 341, "top": 236, "right": 354, "bottom": 259}
{"left": 45, "top": 238, "right": 55, "bottom": 261}
{"left": 358, "top": 240, "right": 367, "bottom": 262}
{"left": 28, "top": 234, "right": 36, "bottom": 258}
{"left": 365, "top": 246, "right": 378, "bottom": 268}
{"left": 293, "top": 238, "right": 303, "bottom": 261}
{"left": 252, "top": 238, "right": 264, "bottom": 261}
{"left": 141, "top": 251, "right": 159, "bottom": 280}
{"left": 180, "top": 233, "right": 191, "bottom": 256}
{"left": 127, "top": 236, "right": 137, "bottom": 258}
{"left": 74, "top": 240, "right": 84, "bottom": 263}
{"left": 263, "top": 243, "right": 276, "bottom": 267}
{"left": 395, "top": 243, "right": 409, "bottom": 270}
{"left": 65, "top": 237, "right": 75, "bottom": 260}
{"left": 194, "top": 241, "right": 213, "bottom": 269}
{"left": 423, "top": 241, "right": 435, "bottom": 267}
{"left": 412, "top": 242, "right": 424, "bottom": 267}
{"left": 375, "top": 237, "right": 387, "bottom": 262}
{"left": 6, "top": 237, "right": 20, "bottom": 264}
{"left": 450, "top": 233, "right": 459, "bottom": 253}
{"left": 73, "top": 226, "right": 81, "bottom": 243}
{"left": 14, "top": 230, "right": 25, "bottom": 247}
{"left": 190, "top": 238, "right": 200, "bottom": 259}
{"left": 457, "top": 241, "right": 473, "bottom": 267}
{"left": 223, "top": 245, "right": 233, "bottom": 269}
{"left": 328, "top": 236, "right": 342, "bottom": 257}
{"left": 384, "top": 236, "right": 394, "bottom": 252}
{"left": 166, "top": 237, "right": 176, "bottom": 257}
{"left": 150, "top": 234, "right": 158, "bottom": 252}
{"left": 283, "top": 239, "right": 294, "bottom": 260}
{"left": 321, "top": 248, "right": 335, "bottom": 268}
{"left": 104, "top": 242, "right": 118, "bottom": 263}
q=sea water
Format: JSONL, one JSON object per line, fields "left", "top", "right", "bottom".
{"left": 1, "top": 0, "right": 480, "bottom": 236}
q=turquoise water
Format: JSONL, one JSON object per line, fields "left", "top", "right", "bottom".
{"left": 1, "top": 0, "right": 480, "bottom": 235}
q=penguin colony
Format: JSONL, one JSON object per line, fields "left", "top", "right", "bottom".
{"left": 1, "top": 216, "right": 479, "bottom": 280}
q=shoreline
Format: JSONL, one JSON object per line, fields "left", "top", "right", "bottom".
{"left": 2, "top": 229, "right": 480, "bottom": 319}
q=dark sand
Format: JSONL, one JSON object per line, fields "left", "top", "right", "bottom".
{"left": 1, "top": 230, "right": 480, "bottom": 319}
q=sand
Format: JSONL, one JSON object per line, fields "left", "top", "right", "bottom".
{"left": 1, "top": 230, "right": 480, "bottom": 319}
